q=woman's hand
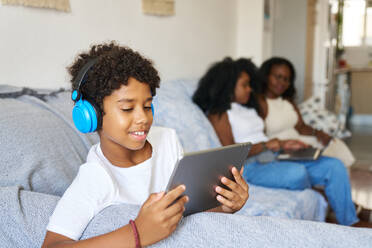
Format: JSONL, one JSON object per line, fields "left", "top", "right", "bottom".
{"left": 135, "top": 185, "right": 188, "bottom": 246}
{"left": 265, "top": 138, "right": 281, "bottom": 152}
{"left": 280, "top": 139, "right": 309, "bottom": 151}
{"left": 215, "top": 166, "right": 249, "bottom": 213}
{"left": 315, "top": 130, "right": 332, "bottom": 146}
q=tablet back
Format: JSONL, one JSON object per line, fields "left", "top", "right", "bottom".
{"left": 166, "top": 142, "right": 251, "bottom": 216}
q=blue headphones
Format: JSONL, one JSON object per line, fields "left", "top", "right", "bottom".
{"left": 71, "top": 59, "right": 154, "bottom": 133}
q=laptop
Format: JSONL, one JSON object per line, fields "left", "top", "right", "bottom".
{"left": 277, "top": 147, "right": 322, "bottom": 161}
{"left": 165, "top": 142, "right": 251, "bottom": 216}
{"left": 277, "top": 123, "right": 342, "bottom": 161}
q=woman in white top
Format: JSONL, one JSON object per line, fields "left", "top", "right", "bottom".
{"left": 256, "top": 57, "right": 358, "bottom": 226}
{"left": 257, "top": 57, "right": 332, "bottom": 145}
{"left": 258, "top": 57, "right": 355, "bottom": 167}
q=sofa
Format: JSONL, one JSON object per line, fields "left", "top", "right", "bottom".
{"left": 0, "top": 81, "right": 371, "bottom": 248}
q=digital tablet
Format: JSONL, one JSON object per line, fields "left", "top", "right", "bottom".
{"left": 165, "top": 142, "right": 251, "bottom": 216}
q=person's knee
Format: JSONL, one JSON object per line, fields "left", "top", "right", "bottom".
{"left": 320, "top": 156, "right": 347, "bottom": 177}
{"left": 285, "top": 165, "right": 310, "bottom": 190}
{"left": 242, "top": 161, "right": 260, "bottom": 182}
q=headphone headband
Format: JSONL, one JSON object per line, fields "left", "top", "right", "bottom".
{"left": 72, "top": 58, "right": 98, "bottom": 102}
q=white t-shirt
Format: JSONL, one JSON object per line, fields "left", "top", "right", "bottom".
{"left": 47, "top": 126, "right": 183, "bottom": 240}
{"left": 227, "top": 103, "right": 268, "bottom": 144}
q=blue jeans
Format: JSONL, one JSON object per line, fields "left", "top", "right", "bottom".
{"left": 243, "top": 155, "right": 358, "bottom": 226}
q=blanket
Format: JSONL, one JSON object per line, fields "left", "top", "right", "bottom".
{"left": 1, "top": 186, "right": 371, "bottom": 248}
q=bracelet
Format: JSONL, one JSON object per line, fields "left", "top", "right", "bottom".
{"left": 129, "top": 220, "right": 141, "bottom": 248}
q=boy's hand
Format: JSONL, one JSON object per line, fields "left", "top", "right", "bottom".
{"left": 135, "top": 185, "right": 188, "bottom": 246}
{"left": 215, "top": 166, "right": 249, "bottom": 213}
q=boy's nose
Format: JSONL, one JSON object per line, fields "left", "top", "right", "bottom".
{"left": 134, "top": 108, "right": 150, "bottom": 124}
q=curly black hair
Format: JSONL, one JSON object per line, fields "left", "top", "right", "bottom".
{"left": 235, "top": 58, "right": 263, "bottom": 114}
{"left": 258, "top": 57, "right": 296, "bottom": 101}
{"left": 68, "top": 41, "right": 160, "bottom": 117}
{"left": 192, "top": 57, "right": 262, "bottom": 115}
{"left": 192, "top": 57, "right": 239, "bottom": 115}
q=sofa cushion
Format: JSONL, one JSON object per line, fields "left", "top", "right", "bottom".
{"left": 43, "top": 91, "right": 99, "bottom": 147}
{"left": 153, "top": 79, "right": 221, "bottom": 152}
{"left": 299, "top": 96, "right": 351, "bottom": 138}
{"left": 0, "top": 88, "right": 98, "bottom": 196}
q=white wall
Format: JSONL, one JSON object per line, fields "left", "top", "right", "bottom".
{"left": 272, "top": 0, "right": 307, "bottom": 102}
{"left": 236, "top": 0, "right": 264, "bottom": 64}
{"left": 0, "top": 0, "right": 264, "bottom": 89}
{"left": 262, "top": 0, "right": 275, "bottom": 62}
{"left": 312, "top": 0, "right": 330, "bottom": 108}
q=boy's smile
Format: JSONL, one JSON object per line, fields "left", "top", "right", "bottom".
{"left": 129, "top": 130, "right": 148, "bottom": 141}
{"left": 99, "top": 77, "right": 153, "bottom": 167}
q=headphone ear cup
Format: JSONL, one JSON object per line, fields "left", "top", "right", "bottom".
{"left": 72, "top": 99, "right": 100, "bottom": 133}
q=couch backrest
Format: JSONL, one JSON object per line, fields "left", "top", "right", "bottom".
{"left": 0, "top": 87, "right": 98, "bottom": 196}
{"left": 153, "top": 79, "right": 221, "bottom": 152}
{"left": 0, "top": 80, "right": 220, "bottom": 196}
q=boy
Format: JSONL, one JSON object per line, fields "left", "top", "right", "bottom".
{"left": 42, "top": 42, "right": 249, "bottom": 248}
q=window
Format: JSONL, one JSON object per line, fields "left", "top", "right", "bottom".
{"left": 366, "top": 3, "right": 372, "bottom": 44}
{"left": 342, "top": 0, "right": 372, "bottom": 46}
